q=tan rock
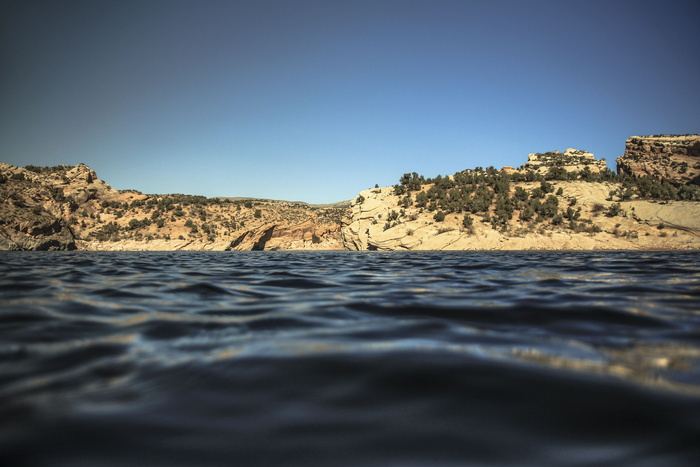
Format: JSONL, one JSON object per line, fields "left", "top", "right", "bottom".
{"left": 341, "top": 180, "right": 700, "bottom": 251}
{"left": 616, "top": 135, "right": 700, "bottom": 185}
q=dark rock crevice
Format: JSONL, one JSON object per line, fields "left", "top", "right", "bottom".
{"left": 226, "top": 232, "right": 249, "bottom": 251}
{"left": 252, "top": 226, "right": 276, "bottom": 251}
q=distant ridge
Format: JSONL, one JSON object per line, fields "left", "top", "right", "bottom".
{"left": 215, "top": 197, "right": 352, "bottom": 209}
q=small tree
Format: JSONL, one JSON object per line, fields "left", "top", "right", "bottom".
{"left": 513, "top": 186, "right": 528, "bottom": 202}
{"left": 433, "top": 211, "right": 446, "bottom": 222}
{"left": 462, "top": 214, "right": 474, "bottom": 228}
{"left": 606, "top": 202, "right": 623, "bottom": 217}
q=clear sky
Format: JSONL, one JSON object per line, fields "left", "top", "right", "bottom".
{"left": 2, "top": 0, "right": 699, "bottom": 203}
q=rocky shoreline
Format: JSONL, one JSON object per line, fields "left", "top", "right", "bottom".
{"left": 2, "top": 134, "right": 699, "bottom": 251}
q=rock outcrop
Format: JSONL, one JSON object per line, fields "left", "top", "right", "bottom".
{"left": 521, "top": 148, "right": 608, "bottom": 175}
{"left": 342, "top": 140, "right": 700, "bottom": 251}
{"left": 341, "top": 182, "right": 700, "bottom": 251}
{"left": 616, "top": 135, "right": 700, "bottom": 185}
{"left": 0, "top": 163, "right": 78, "bottom": 250}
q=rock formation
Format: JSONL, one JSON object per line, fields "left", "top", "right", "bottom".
{"left": 341, "top": 182, "right": 700, "bottom": 251}
{"left": 616, "top": 135, "right": 700, "bottom": 185}
{"left": 0, "top": 163, "right": 78, "bottom": 250}
{"left": 521, "top": 148, "right": 608, "bottom": 175}
{"left": 341, "top": 143, "right": 700, "bottom": 251}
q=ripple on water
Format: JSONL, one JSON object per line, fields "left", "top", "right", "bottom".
{"left": 1, "top": 250, "right": 700, "bottom": 466}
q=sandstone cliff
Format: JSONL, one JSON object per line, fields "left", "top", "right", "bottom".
{"left": 616, "top": 135, "right": 700, "bottom": 185}
{"left": 0, "top": 163, "right": 84, "bottom": 250}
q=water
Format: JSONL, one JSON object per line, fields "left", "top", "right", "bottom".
{"left": 1, "top": 250, "right": 700, "bottom": 466}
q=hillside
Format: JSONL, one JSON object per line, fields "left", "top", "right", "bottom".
{"left": 342, "top": 141, "right": 700, "bottom": 251}
{"left": 3, "top": 134, "right": 700, "bottom": 251}
{"left": 342, "top": 181, "right": 700, "bottom": 251}
{"left": 0, "top": 163, "right": 346, "bottom": 251}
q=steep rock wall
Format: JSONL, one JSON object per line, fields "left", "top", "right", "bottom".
{"left": 616, "top": 135, "right": 700, "bottom": 185}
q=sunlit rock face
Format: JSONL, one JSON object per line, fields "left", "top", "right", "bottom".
{"left": 0, "top": 163, "right": 78, "bottom": 250}
{"left": 617, "top": 135, "right": 700, "bottom": 186}
{"left": 340, "top": 181, "right": 700, "bottom": 252}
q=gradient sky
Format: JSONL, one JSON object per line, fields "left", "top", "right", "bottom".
{"left": 2, "top": 0, "right": 699, "bottom": 203}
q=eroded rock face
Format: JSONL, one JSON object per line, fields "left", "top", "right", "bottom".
{"left": 616, "top": 135, "right": 700, "bottom": 185}
{"left": 0, "top": 217, "right": 77, "bottom": 250}
{"left": 0, "top": 164, "right": 78, "bottom": 250}
{"left": 224, "top": 220, "right": 344, "bottom": 251}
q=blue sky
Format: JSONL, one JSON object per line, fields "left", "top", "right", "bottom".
{"left": 2, "top": 0, "right": 699, "bottom": 203}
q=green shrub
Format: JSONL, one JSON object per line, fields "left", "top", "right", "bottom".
{"left": 606, "top": 203, "right": 623, "bottom": 217}
{"left": 592, "top": 203, "right": 605, "bottom": 214}
{"left": 462, "top": 214, "right": 474, "bottom": 228}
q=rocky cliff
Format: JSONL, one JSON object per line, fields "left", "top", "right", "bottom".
{"left": 616, "top": 135, "right": 700, "bottom": 185}
{"left": 0, "top": 163, "right": 347, "bottom": 251}
{"left": 0, "top": 163, "right": 96, "bottom": 250}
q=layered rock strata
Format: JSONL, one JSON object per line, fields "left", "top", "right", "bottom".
{"left": 616, "top": 135, "right": 700, "bottom": 185}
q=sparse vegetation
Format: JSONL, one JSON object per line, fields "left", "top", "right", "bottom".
{"left": 3, "top": 138, "right": 699, "bottom": 252}
{"left": 606, "top": 203, "right": 623, "bottom": 217}
{"left": 433, "top": 211, "right": 446, "bottom": 222}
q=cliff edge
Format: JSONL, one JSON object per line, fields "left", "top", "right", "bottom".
{"left": 616, "top": 135, "right": 700, "bottom": 185}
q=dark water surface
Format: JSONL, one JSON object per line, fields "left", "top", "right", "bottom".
{"left": 2, "top": 250, "right": 700, "bottom": 466}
